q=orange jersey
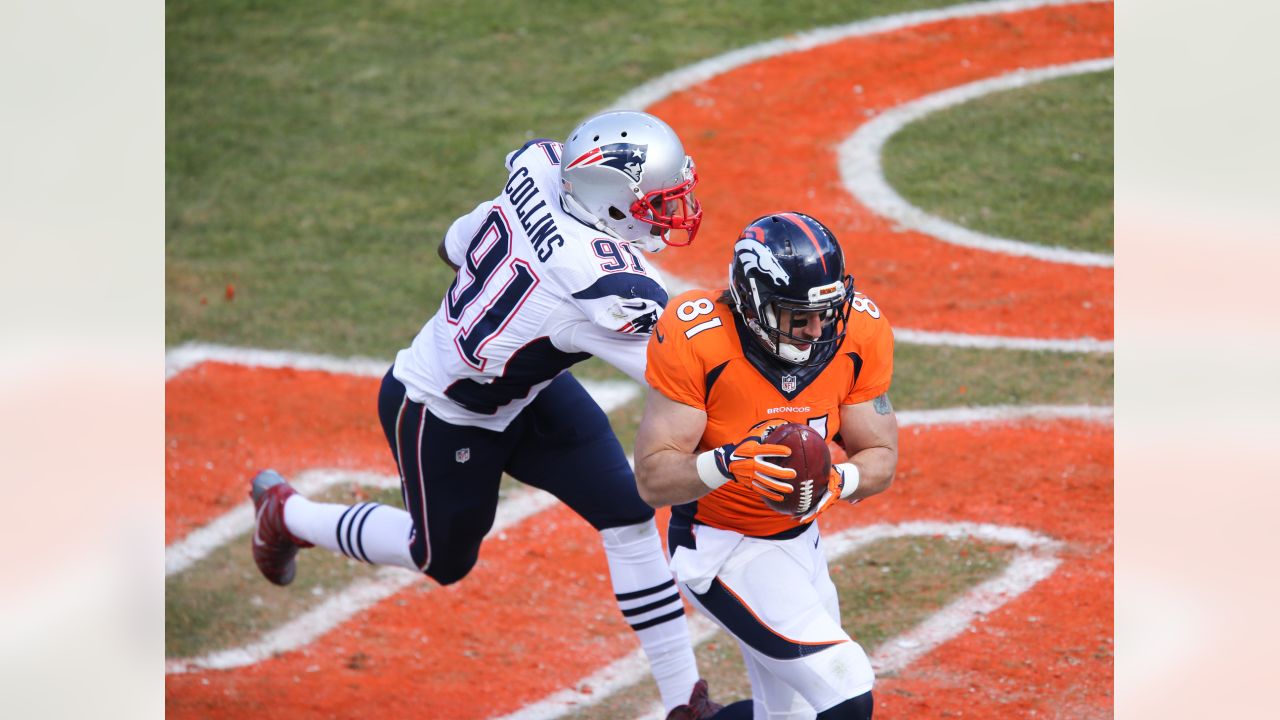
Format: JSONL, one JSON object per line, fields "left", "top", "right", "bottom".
{"left": 646, "top": 290, "right": 893, "bottom": 537}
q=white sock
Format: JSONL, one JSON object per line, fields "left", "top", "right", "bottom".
{"left": 284, "top": 495, "right": 418, "bottom": 571}
{"left": 601, "top": 519, "right": 700, "bottom": 711}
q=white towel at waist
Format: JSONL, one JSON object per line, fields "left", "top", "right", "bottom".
{"left": 669, "top": 524, "right": 745, "bottom": 594}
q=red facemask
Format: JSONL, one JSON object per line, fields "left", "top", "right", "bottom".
{"left": 629, "top": 168, "right": 703, "bottom": 246}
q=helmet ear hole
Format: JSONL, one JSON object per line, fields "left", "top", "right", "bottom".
{"left": 561, "top": 110, "right": 700, "bottom": 246}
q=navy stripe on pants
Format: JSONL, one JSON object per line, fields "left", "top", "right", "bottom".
{"left": 377, "top": 368, "right": 652, "bottom": 585}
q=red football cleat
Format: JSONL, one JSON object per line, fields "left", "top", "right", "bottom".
{"left": 250, "top": 470, "right": 313, "bottom": 586}
{"left": 688, "top": 679, "right": 725, "bottom": 719}
{"left": 665, "top": 679, "right": 725, "bottom": 720}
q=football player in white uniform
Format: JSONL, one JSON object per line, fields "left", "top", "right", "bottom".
{"left": 248, "top": 111, "right": 722, "bottom": 715}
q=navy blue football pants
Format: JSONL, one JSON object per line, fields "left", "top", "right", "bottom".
{"left": 377, "top": 368, "right": 653, "bottom": 585}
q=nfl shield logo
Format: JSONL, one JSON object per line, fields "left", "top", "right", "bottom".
{"left": 781, "top": 374, "right": 797, "bottom": 392}
{"left": 455, "top": 448, "right": 471, "bottom": 463}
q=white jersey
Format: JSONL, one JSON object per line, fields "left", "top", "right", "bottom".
{"left": 393, "top": 139, "right": 669, "bottom": 431}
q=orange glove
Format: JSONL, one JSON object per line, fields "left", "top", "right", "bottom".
{"left": 797, "top": 462, "right": 860, "bottom": 523}
{"left": 697, "top": 436, "right": 796, "bottom": 501}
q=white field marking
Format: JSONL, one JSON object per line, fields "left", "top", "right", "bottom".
{"left": 894, "top": 327, "right": 1113, "bottom": 354}
{"left": 165, "top": 356, "right": 639, "bottom": 675}
{"left": 164, "top": 349, "right": 637, "bottom": 575}
{"left": 897, "top": 404, "right": 1112, "bottom": 428}
{"left": 839, "top": 58, "right": 1115, "bottom": 267}
{"left": 822, "top": 521, "right": 1063, "bottom": 675}
{"left": 166, "top": 469, "right": 398, "bottom": 577}
{"left": 167, "top": 407, "right": 1102, "bottom": 675}
{"left": 164, "top": 342, "right": 643, "bottom": 409}
{"left": 165, "top": 341, "right": 390, "bottom": 379}
{"left": 606, "top": 0, "right": 1107, "bottom": 113}
{"left": 606, "top": 0, "right": 1116, "bottom": 348}
{"left": 506, "top": 521, "right": 1063, "bottom": 720}
{"left": 494, "top": 614, "right": 720, "bottom": 720}
{"left": 165, "top": 481, "right": 561, "bottom": 674}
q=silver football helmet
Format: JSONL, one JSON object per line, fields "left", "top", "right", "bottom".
{"left": 560, "top": 110, "right": 702, "bottom": 252}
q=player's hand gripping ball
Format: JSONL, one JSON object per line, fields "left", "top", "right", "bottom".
{"left": 760, "top": 423, "right": 832, "bottom": 517}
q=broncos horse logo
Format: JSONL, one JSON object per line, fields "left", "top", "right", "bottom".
{"left": 565, "top": 143, "right": 648, "bottom": 183}
{"left": 734, "top": 230, "right": 791, "bottom": 287}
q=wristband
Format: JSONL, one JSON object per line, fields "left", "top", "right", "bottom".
{"left": 696, "top": 450, "right": 731, "bottom": 491}
{"left": 835, "top": 462, "right": 860, "bottom": 499}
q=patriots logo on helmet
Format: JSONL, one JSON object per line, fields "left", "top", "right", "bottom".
{"left": 734, "top": 231, "right": 791, "bottom": 287}
{"left": 566, "top": 143, "right": 648, "bottom": 183}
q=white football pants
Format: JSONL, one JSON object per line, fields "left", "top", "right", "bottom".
{"left": 677, "top": 523, "right": 873, "bottom": 719}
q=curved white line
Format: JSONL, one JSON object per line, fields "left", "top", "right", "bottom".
{"left": 166, "top": 482, "right": 561, "bottom": 674}
{"left": 607, "top": 0, "right": 1108, "bottom": 112}
{"left": 166, "top": 469, "right": 400, "bottom": 577}
{"left": 165, "top": 367, "right": 639, "bottom": 674}
{"left": 603, "top": 0, "right": 1115, "bottom": 347}
{"left": 164, "top": 341, "right": 390, "bottom": 379}
{"left": 164, "top": 344, "right": 643, "bottom": 411}
{"left": 163, "top": 399, "right": 1105, "bottom": 675}
{"left": 506, "top": 521, "right": 1063, "bottom": 720}
{"left": 839, "top": 59, "right": 1115, "bottom": 267}
{"left": 897, "top": 404, "right": 1111, "bottom": 427}
{"left": 894, "top": 328, "right": 1113, "bottom": 354}
{"left": 166, "top": 0, "right": 1115, "bottom": 689}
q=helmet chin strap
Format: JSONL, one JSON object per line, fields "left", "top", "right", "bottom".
{"left": 633, "top": 231, "right": 668, "bottom": 253}
{"left": 777, "top": 342, "right": 813, "bottom": 364}
{"left": 753, "top": 298, "right": 815, "bottom": 365}
{"left": 561, "top": 191, "right": 608, "bottom": 232}
{"left": 562, "top": 189, "right": 664, "bottom": 251}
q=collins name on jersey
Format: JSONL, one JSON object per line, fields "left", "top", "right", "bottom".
{"left": 393, "top": 139, "right": 669, "bottom": 431}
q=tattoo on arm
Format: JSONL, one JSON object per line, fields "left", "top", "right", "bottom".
{"left": 872, "top": 393, "right": 893, "bottom": 416}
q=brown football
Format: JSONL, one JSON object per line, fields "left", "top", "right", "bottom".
{"left": 761, "top": 423, "right": 831, "bottom": 517}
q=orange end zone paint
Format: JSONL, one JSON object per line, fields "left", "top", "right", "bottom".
{"left": 166, "top": 4, "right": 1113, "bottom": 716}
{"left": 166, "top": 362, "right": 1111, "bottom": 719}
{"left": 165, "top": 362, "right": 391, "bottom": 543}
{"left": 648, "top": 2, "right": 1114, "bottom": 340}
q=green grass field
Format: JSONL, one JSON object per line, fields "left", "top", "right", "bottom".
{"left": 166, "top": 0, "right": 1113, "bottom": 688}
{"left": 567, "top": 535, "right": 1014, "bottom": 718}
{"left": 167, "top": 0, "right": 1112, "bottom": 409}
{"left": 884, "top": 71, "right": 1114, "bottom": 252}
{"left": 167, "top": 0, "right": 971, "bottom": 358}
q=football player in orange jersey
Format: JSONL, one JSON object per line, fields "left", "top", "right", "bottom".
{"left": 636, "top": 212, "right": 898, "bottom": 719}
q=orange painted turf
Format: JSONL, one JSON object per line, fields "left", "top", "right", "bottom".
{"left": 166, "top": 364, "right": 1112, "bottom": 718}
{"left": 167, "top": 3, "right": 1113, "bottom": 717}
{"left": 649, "top": 2, "right": 1113, "bottom": 340}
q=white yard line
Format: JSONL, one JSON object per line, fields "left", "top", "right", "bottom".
{"left": 166, "top": 469, "right": 399, "bottom": 577}
{"left": 828, "top": 521, "right": 1064, "bottom": 675}
{"left": 838, "top": 59, "right": 1115, "bottom": 267}
{"left": 165, "top": 342, "right": 643, "bottom": 404}
{"left": 164, "top": 342, "right": 391, "bottom": 379}
{"left": 608, "top": 0, "right": 1116, "bottom": 348}
{"left": 897, "top": 404, "right": 1112, "bottom": 427}
{"left": 496, "top": 614, "right": 721, "bottom": 720}
{"left": 606, "top": 0, "right": 1108, "bottom": 113}
{"left": 894, "top": 328, "right": 1113, "bottom": 354}
{"left": 165, "top": 351, "right": 638, "bottom": 674}
{"left": 510, "top": 521, "right": 1063, "bottom": 720}
{"left": 166, "top": 0, "right": 1114, "bottom": 691}
{"left": 165, "top": 484, "right": 561, "bottom": 674}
